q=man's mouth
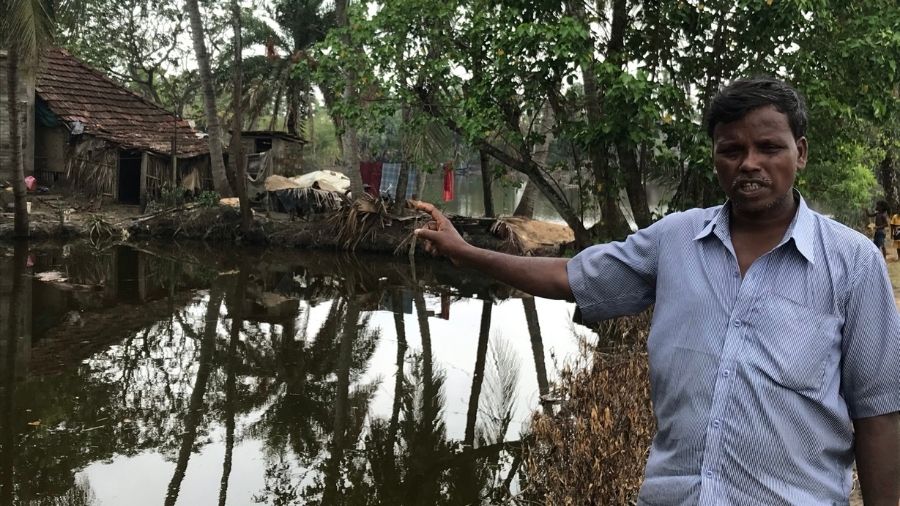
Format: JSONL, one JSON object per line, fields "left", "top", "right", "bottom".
{"left": 734, "top": 179, "right": 769, "bottom": 194}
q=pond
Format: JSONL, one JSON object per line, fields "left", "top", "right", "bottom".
{"left": 0, "top": 241, "right": 592, "bottom": 505}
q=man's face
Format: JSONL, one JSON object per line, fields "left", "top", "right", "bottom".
{"left": 713, "top": 105, "right": 808, "bottom": 218}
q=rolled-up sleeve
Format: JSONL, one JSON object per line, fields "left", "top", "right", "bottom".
{"left": 841, "top": 248, "right": 900, "bottom": 419}
{"left": 566, "top": 219, "right": 662, "bottom": 323}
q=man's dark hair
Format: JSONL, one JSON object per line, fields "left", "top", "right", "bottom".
{"left": 705, "top": 76, "right": 808, "bottom": 140}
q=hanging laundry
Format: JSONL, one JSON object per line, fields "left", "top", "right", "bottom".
{"left": 380, "top": 163, "right": 417, "bottom": 199}
{"left": 359, "top": 161, "right": 383, "bottom": 196}
{"left": 442, "top": 162, "right": 455, "bottom": 202}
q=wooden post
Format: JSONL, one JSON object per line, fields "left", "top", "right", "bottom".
{"left": 171, "top": 115, "right": 178, "bottom": 187}
{"left": 139, "top": 151, "right": 149, "bottom": 207}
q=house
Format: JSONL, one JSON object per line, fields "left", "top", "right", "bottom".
{"left": 1, "top": 47, "right": 211, "bottom": 205}
{"left": 238, "top": 130, "right": 305, "bottom": 179}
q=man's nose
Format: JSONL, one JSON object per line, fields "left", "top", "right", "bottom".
{"left": 739, "top": 148, "right": 764, "bottom": 172}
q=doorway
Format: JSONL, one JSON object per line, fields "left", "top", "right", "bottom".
{"left": 118, "top": 149, "right": 142, "bottom": 204}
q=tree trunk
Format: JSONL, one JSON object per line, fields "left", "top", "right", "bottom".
{"left": 619, "top": 142, "right": 651, "bottom": 228}
{"left": 323, "top": 298, "right": 358, "bottom": 504}
{"left": 568, "top": 0, "right": 629, "bottom": 239}
{"left": 415, "top": 87, "right": 592, "bottom": 246}
{"left": 219, "top": 266, "right": 246, "bottom": 506}
{"left": 394, "top": 106, "right": 412, "bottom": 210}
{"left": 334, "top": 0, "right": 365, "bottom": 197}
{"left": 389, "top": 290, "right": 407, "bottom": 442}
{"left": 165, "top": 284, "right": 224, "bottom": 506}
{"left": 879, "top": 152, "right": 898, "bottom": 214}
{"left": 522, "top": 297, "right": 552, "bottom": 413}
{"left": 0, "top": 242, "right": 27, "bottom": 503}
{"left": 186, "top": 0, "right": 232, "bottom": 197}
{"left": 286, "top": 78, "right": 300, "bottom": 137}
{"left": 464, "top": 299, "right": 492, "bottom": 447}
{"left": 7, "top": 48, "right": 28, "bottom": 237}
{"left": 230, "top": 0, "right": 251, "bottom": 234}
{"left": 480, "top": 149, "right": 495, "bottom": 218}
{"left": 515, "top": 105, "right": 555, "bottom": 218}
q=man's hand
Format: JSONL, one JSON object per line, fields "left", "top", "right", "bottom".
{"left": 410, "top": 200, "right": 471, "bottom": 265}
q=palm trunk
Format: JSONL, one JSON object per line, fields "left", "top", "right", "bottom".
{"left": 334, "top": 0, "right": 365, "bottom": 197}
{"left": 218, "top": 267, "right": 246, "bottom": 506}
{"left": 164, "top": 284, "right": 224, "bottom": 506}
{"left": 394, "top": 106, "right": 412, "bottom": 209}
{"left": 389, "top": 290, "right": 407, "bottom": 441}
{"left": 0, "top": 243, "right": 27, "bottom": 502}
{"left": 186, "top": 0, "right": 232, "bottom": 197}
{"left": 323, "top": 298, "right": 358, "bottom": 503}
{"left": 7, "top": 48, "right": 28, "bottom": 237}
{"left": 230, "top": 0, "right": 251, "bottom": 234}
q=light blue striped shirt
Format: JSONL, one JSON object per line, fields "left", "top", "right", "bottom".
{"left": 567, "top": 195, "right": 900, "bottom": 505}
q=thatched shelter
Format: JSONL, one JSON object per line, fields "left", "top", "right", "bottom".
{"left": 31, "top": 48, "right": 211, "bottom": 204}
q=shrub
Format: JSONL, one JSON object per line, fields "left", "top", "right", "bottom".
{"left": 197, "top": 191, "right": 220, "bottom": 207}
{"left": 520, "top": 312, "right": 655, "bottom": 505}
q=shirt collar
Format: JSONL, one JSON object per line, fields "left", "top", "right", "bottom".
{"left": 693, "top": 189, "right": 816, "bottom": 264}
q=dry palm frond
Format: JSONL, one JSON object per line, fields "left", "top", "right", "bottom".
{"left": 490, "top": 218, "right": 526, "bottom": 255}
{"left": 329, "top": 193, "right": 389, "bottom": 251}
{"left": 86, "top": 214, "right": 118, "bottom": 247}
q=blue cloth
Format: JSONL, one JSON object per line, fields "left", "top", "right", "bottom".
{"left": 379, "top": 162, "right": 417, "bottom": 199}
{"left": 567, "top": 193, "right": 900, "bottom": 505}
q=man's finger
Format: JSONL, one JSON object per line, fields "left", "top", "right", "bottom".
{"left": 415, "top": 227, "right": 439, "bottom": 242}
{"left": 411, "top": 200, "right": 446, "bottom": 224}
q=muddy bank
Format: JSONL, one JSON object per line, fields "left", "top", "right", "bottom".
{"left": 2, "top": 197, "right": 575, "bottom": 257}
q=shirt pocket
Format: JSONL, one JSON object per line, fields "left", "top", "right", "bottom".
{"left": 749, "top": 293, "right": 840, "bottom": 394}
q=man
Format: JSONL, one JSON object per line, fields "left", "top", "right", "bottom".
{"left": 867, "top": 201, "right": 890, "bottom": 258}
{"left": 413, "top": 77, "right": 900, "bottom": 505}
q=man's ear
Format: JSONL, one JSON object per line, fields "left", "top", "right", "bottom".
{"left": 796, "top": 137, "right": 808, "bottom": 170}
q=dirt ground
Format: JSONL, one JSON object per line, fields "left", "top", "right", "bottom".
{"left": 0, "top": 189, "right": 143, "bottom": 234}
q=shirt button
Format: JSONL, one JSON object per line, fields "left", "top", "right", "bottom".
{"left": 733, "top": 320, "right": 742, "bottom": 327}
{"left": 733, "top": 271, "right": 740, "bottom": 278}
{"left": 722, "top": 370, "right": 730, "bottom": 377}
{"left": 706, "top": 470, "right": 714, "bottom": 478}
{"left": 712, "top": 419, "right": 721, "bottom": 429}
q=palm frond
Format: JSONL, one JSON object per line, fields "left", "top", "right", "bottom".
{"left": 2, "top": 0, "right": 53, "bottom": 72}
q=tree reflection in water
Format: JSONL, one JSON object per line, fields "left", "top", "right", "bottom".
{"left": 0, "top": 243, "right": 552, "bottom": 505}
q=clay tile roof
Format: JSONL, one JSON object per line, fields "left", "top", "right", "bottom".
{"left": 36, "top": 47, "right": 209, "bottom": 158}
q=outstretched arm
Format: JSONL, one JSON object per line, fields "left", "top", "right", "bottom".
{"left": 411, "top": 201, "right": 573, "bottom": 301}
{"left": 853, "top": 412, "right": 900, "bottom": 505}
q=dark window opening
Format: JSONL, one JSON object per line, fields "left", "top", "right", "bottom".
{"left": 254, "top": 137, "right": 272, "bottom": 153}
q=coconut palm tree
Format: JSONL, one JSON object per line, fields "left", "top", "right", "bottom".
{"left": 2, "top": 0, "right": 52, "bottom": 237}
{"left": 334, "top": 0, "right": 364, "bottom": 197}
{"left": 185, "top": 0, "right": 232, "bottom": 197}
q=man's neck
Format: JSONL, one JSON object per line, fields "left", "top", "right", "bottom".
{"left": 730, "top": 195, "right": 799, "bottom": 236}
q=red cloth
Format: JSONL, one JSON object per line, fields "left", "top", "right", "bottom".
{"left": 359, "top": 161, "right": 383, "bottom": 196}
{"left": 442, "top": 163, "right": 454, "bottom": 202}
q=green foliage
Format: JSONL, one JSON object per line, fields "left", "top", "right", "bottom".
{"left": 41, "top": 0, "right": 900, "bottom": 231}
{"left": 196, "top": 190, "right": 220, "bottom": 207}
{"left": 158, "top": 184, "right": 186, "bottom": 208}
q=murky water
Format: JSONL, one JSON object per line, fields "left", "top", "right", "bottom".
{"left": 0, "top": 241, "right": 591, "bottom": 505}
